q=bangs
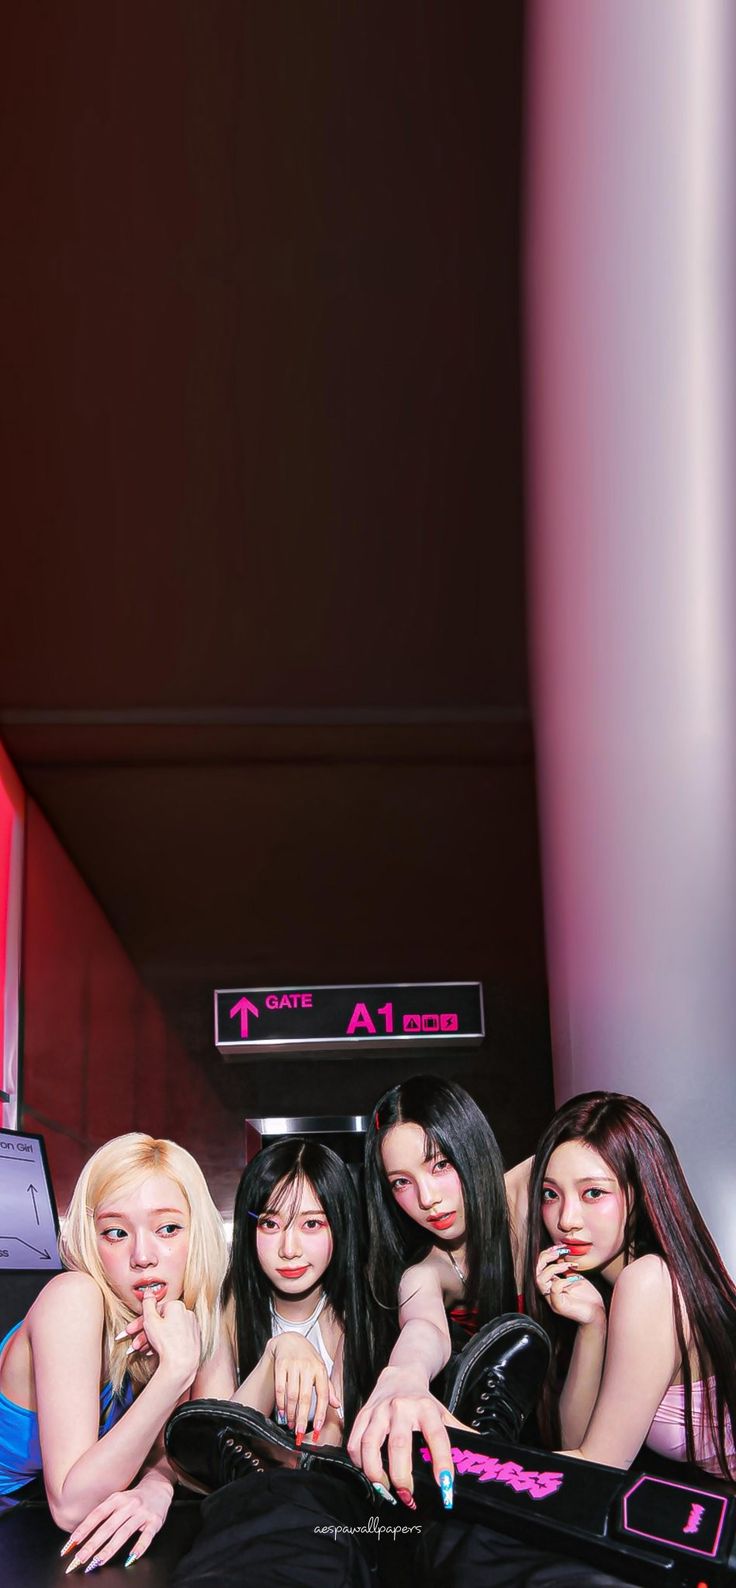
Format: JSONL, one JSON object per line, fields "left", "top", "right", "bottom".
{"left": 262, "top": 1167, "right": 308, "bottom": 1223}
{"left": 422, "top": 1126, "right": 448, "bottom": 1164}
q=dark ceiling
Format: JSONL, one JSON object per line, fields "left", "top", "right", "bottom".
{"left": 0, "top": 4, "right": 551, "bottom": 1163}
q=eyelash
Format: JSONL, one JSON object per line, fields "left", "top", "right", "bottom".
{"left": 541, "top": 1188, "right": 608, "bottom": 1204}
{"left": 257, "top": 1217, "right": 328, "bottom": 1233}
{"left": 390, "top": 1158, "right": 453, "bottom": 1194}
{"left": 100, "top": 1223, "right": 184, "bottom": 1243}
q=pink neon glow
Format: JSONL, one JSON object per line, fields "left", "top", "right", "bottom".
{"left": 0, "top": 743, "right": 24, "bottom": 1127}
{"left": 683, "top": 1504, "right": 705, "bottom": 1536}
{"left": 621, "top": 1474, "right": 727, "bottom": 1558}
{"left": 419, "top": 1444, "right": 564, "bottom": 1501}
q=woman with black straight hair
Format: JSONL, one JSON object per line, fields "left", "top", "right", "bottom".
{"left": 525, "top": 1091, "right": 736, "bottom": 1481}
{"left": 169, "top": 1141, "right": 383, "bottom": 1588}
{"left": 196, "top": 1137, "right": 375, "bottom": 1440}
{"left": 349, "top": 1076, "right": 549, "bottom": 1511}
{"left": 364, "top": 1073, "right": 516, "bottom": 1360}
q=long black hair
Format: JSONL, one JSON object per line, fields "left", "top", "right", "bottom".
{"left": 365, "top": 1075, "right": 516, "bottom": 1359}
{"left": 524, "top": 1092, "right": 736, "bottom": 1478}
{"left": 225, "top": 1138, "right": 375, "bottom": 1433}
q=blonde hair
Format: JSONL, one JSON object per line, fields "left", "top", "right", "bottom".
{"left": 61, "top": 1133, "right": 228, "bottom": 1396}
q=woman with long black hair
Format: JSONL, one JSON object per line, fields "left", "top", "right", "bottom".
{"left": 194, "top": 1137, "right": 375, "bottom": 1442}
{"left": 526, "top": 1090, "right": 736, "bottom": 1479}
{"left": 348, "top": 1076, "right": 547, "bottom": 1508}
{"left": 168, "top": 1140, "right": 382, "bottom": 1588}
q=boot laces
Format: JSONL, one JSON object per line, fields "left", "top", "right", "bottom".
{"left": 217, "top": 1430, "right": 266, "bottom": 1483}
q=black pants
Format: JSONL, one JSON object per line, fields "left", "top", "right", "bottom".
{"left": 172, "top": 1470, "right": 376, "bottom": 1588}
{"left": 418, "top": 1518, "right": 641, "bottom": 1587}
{"left": 172, "top": 1471, "right": 642, "bottom": 1588}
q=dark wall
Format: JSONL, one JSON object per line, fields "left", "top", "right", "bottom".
{"left": 1, "top": 4, "right": 551, "bottom": 1198}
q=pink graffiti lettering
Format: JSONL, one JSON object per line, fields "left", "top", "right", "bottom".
{"left": 683, "top": 1503, "right": 705, "bottom": 1536}
{"left": 419, "top": 1446, "right": 564, "bottom": 1502}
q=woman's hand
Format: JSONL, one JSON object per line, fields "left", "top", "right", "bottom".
{"left": 133, "top": 1296, "right": 201, "bottom": 1391}
{"left": 535, "top": 1244, "right": 607, "bottom": 1327}
{"left": 60, "top": 1471, "right": 173, "bottom": 1573}
{"left": 271, "top": 1333, "right": 340, "bottom": 1442}
{"left": 347, "top": 1365, "right": 456, "bottom": 1508}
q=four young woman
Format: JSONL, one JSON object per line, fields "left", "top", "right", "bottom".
{"left": 3, "top": 1083, "right": 735, "bottom": 1576}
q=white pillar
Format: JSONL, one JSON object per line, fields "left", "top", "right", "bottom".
{"left": 525, "top": 0, "right": 736, "bottom": 1267}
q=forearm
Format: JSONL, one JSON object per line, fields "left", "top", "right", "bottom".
{"left": 232, "top": 1340, "right": 277, "bottom": 1415}
{"left": 49, "top": 1369, "right": 190, "bottom": 1530}
{"left": 387, "top": 1317, "right": 451, "bottom": 1387}
{"left": 558, "top": 1317, "right": 607, "bottom": 1449}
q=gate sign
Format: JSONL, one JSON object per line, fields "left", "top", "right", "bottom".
{"left": 215, "top": 981, "right": 484, "bottom": 1057}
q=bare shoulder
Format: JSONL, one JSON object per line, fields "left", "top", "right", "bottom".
{"left": 505, "top": 1157, "right": 533, "bottom": 1215}
{"left": 399, "top": 1253, "right": 445, "bottom": 1297}
{"left": 613, "top": 1254, "right": 673, "bottom": 1305}
{"left": 28, "top": 1270, "right": 104, "bottom": 1332}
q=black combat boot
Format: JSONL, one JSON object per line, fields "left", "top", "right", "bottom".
{"left": 444, "top": 1313, "right": 551, "bottom": 1439}
{"left": 165, "top": 1399, "right": 375, "bottom": 1503}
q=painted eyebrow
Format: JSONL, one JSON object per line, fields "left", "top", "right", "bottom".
{"left": 542, "top": 1176, "right": 617, "bottom": 1186}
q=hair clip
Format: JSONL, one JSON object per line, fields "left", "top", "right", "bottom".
{"left": 374, "top": 1110, "right": 381, "bottom": 1131}
{"left": 246, "top": 1210, "right": 260, "bottom": 1221}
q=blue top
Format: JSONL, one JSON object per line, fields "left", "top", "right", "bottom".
{"left": 0, "top": 1324, "right": 135, "bottom": 1497}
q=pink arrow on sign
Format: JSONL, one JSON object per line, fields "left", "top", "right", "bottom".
{"left": 229, "top": 997, "right": 260, "bottom": 1039}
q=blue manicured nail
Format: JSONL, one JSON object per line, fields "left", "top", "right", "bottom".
{"left": 372, "top": 1481, "right": 397, "bottom": 1505}
{"left": 566, "top": 1274, "right": 583, "bottom": 1285}
{"left": 124, "top": 1553, "right": 137, "bottom": 1568}
{"left": 275, "top": 1409, "right": 288, "bottom": 1425}
{"left": 84, "top": 1561, "right": 103, "bottom": 1576}
{"left": 439, "top": 1469, "right": 454, "bottom": 1509}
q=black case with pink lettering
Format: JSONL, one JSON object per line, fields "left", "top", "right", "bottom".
{"left": 413, "top": 1430, "right": 736, "bottom": 1586}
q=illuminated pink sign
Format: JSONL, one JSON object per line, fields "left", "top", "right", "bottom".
{"left": 215, "top": 982, "right": 484, "bottom": 1057}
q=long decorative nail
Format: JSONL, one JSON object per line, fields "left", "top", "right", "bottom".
{"left": 311, "top": 1424, "right": 321, "bottom": 1443}
{"left": 295, "top": 1430, "right": 304, "bottom": 1448}
{"left": 439, "top": 1469, "right": 454, "bottom": 1510}
{"left": 60, "top": 1539, "right": 78, "bottom": 1558}
{"left": 372, "top": 1481, "right": 397, "bottom": 1505}
{"left": 395, "top": 1488, "right": 416, "bottom": 1510}
{"left": 115, "top": 1329, "right": 129, "bottom": 1341}
{"left": 275, "top": 1409, "right": 288, "bottom": 1426}
{"left": 566, "top": 1273, "right": 583, "bottom": 1286}
{"left": 557, "top": 1246, "right": 570, "bottom": 1256}
{"left": 124, "top": 1553, "right": 138, "bottom": 1569}
{"left": 125, "top": 1343, "right": 136, "bottom": 1356}
{"left": 84, "top": 1560, "right": 103, "bottom": 1575}
{"left": 65, "top": 1556, "right": 84, "bottom": 1575}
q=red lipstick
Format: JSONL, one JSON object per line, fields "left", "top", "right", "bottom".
{"left": 428, "top": 1211, "right": 456, "bottom": 1231}
{"left": 564, "top": 1242, "right": 591, "bottom": 1257}
{"left": 277, "top": 1266, "right": 309, "bottom": 1279}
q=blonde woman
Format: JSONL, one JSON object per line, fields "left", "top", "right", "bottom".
{"left": 0, "top": 1133, "right": 227, "bottom": 1570}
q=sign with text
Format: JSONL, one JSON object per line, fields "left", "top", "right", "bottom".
{"left": 215, "top": 981, "right": 484, "bottom": 1057}
{"left": 0, "top": 1129, "right": 62, "bottom": 1271}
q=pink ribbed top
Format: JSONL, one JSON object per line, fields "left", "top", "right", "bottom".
{"left": 645, "top": 1378, "right": 735, "bottom": 1475}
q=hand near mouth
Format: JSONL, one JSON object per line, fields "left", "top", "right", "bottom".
{"left": 117, "top": 1282, "right": 167, "bottom": 1355}
{"left": 135, "top": 1296, "right": 201, "bottom": 1391}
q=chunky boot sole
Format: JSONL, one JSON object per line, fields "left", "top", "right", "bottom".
{"left": 165, "top": 1399, "right": 375, "bottom": 1504}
